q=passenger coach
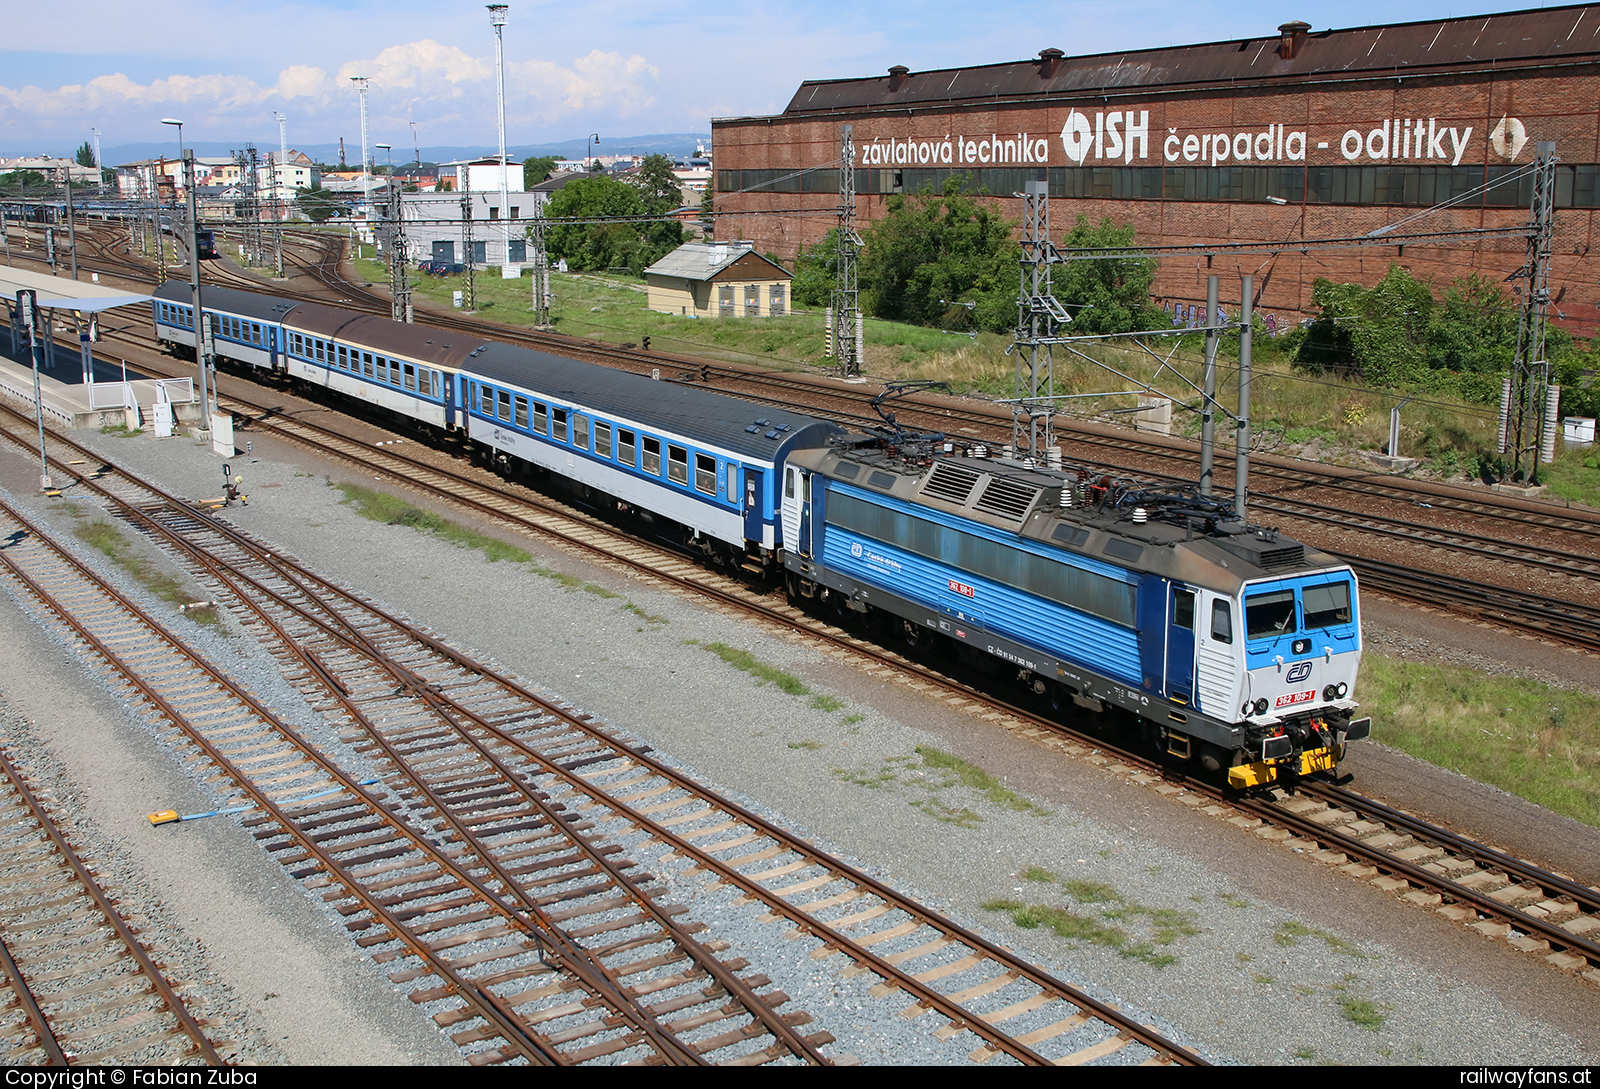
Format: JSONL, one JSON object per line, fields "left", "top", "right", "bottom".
{"left": 152, "top": 282, "right": 297, "bottom": 373}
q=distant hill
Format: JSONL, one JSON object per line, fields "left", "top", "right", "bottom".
{"left": 71, "top": 133, "right": 712, "bottom": 167}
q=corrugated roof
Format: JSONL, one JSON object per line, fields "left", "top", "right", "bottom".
{"left": 754, "top": 5, "right": 1600, "bottom": 117}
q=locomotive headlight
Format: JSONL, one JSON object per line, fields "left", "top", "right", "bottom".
{"left": 1253, "top": 698, "right": 1269, "bottom": 716}
{"left": 1337, "top": 682, "right": 1348, "bottom": 698}
{"left": 1323, "top": 684, "right": 1339, "bottom": 702}
{"left": 1241, "top": 701, "right": 1253, "bottom": 718}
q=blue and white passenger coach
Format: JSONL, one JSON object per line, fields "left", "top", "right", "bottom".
{"left": 781, "top": 443, "right": 1368, "bottom": 788}
{"left": 462, "top": 343, "right": 843, "bottom": 567}
{"left": 152, "top": 282, "right": 298, "bottom": 373}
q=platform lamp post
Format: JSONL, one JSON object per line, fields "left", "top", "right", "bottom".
{"left": 589, "top": 134, "right": 600, "bottom": 173}
{"left": 15, "top": 290, "right": 52, "bottom": 491}
{"left": 164, "top": 117, "right": 211, "bottom": 436}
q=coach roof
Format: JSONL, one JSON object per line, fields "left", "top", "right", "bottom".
{"left": 466, "top": 342, "right": 837, "bottom": 459}
{"left": 154, "top": 281, "right": 299, "bottom": 323}
{"left": 284, "top": 302, "right": 479, "bottom": 370}
{"left": 745, "top": 4, "right": 1600, "bottom": 118}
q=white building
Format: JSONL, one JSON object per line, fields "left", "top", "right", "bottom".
{"left": 399, "top": 157, "right": 534, "bottom": 269}
{"left": 255, "top": 151, "right": 320, "bottom": 205}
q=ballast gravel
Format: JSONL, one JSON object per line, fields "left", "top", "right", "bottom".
{"left": 0, "top": 422, "right": 1593, "bottom": 1066}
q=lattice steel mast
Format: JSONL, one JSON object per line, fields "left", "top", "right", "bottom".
{"left": 460, "top": 165, "right": 477, "bottom": 312}
{"left": 1009, "top": 179, "right": 1072, "bottom": 458}
{"left": 1501, "top": 141, "right": 1560, "bottom": 485}
{"left": 832, "top": 124, "right": 863, "bottom": 378}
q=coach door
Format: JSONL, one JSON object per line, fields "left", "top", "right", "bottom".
{"left": 1165, "top": 586, "right": 1196, "bottom": 706}
{"left": 780, "top": 467, "right": 811, "bottom": 557}
{"left": 742, "top": 468, "right": 764, "bottom": 543}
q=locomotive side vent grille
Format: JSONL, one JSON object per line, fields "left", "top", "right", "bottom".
{"left": 1257, "top": 544, "right": 1306, "bottom": 569}
{"left": 921, "top": 461, "right": 983, "bottom": 505}
{"left": 973, "top": 477, "right": 1040, "bottom": 520}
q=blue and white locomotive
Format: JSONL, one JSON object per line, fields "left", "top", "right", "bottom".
{"left": 779, "top": 441, "right": 1368, "bottom": 788}
{"left": 150, "top": 281, "right": 1367, "bottom": 785}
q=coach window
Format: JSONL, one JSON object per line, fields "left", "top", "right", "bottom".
{"left": 594, "top": 422, "right": 612, "bottom": 457}
{"left": 642, "top": 437, "right": 661, "bottom": 475}
{"left": 362, "top": 352, "right": 374, "bottom": 377}
{"left": 476, "top": 385, "right": 491, "bottom": 415}
{"left": 338, "top": 345, "right": 348, "bottom": 370}
{"left": 495, "top": 389, "right": 510, "bottom": 420}
{"left": 552, "top": 408, "right": 569, "bottom": 442}
{"left": 252, "top": 323, "right": 262, "bottom": 344}
{"left": 514, "top": 396, "right": 529, "bottom": 428}
{"left": 619, "top": 429, "right": 637, "bottom": 466}
{"left": 574, "top": 415, "right": 590, "bottom": 450}
{"left": 668, "top": 445, "right": 689, "bottom": 485}
{"left": 1210, "top": 600, "right": 1233, "bottom": 644}
{"left": 291, "top": 332, "right": 301, "bottom": 354}
{"left": 533, "top": 401, "right": 548, "bottom": 435}
{"left": 314, "top": 339, "right": 324, "bottom": 363}
{"left": 695, "top": 453, "right": 716, "bottom": 495}
{"left": 407, "top": 364, "right": 419, "bottom": 393}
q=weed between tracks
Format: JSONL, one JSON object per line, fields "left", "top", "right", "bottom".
{"left": 831, "top": 746, "right": 1049, "bottom": 826}
{"left": 982, "top": 869, "right": 1200, "bottom": 967}
{"left": 1360, "top": 652, "right": 1600, "bottom": 827}
{"left": 71, "top": 519, "right": 218, "bottom": 626}
{"left": 332, "top": 481, "right": 667, "bottom": 627}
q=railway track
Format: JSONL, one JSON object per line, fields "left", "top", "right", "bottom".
{"left": 0, "top": 743, "right": 220, "bottom": 1066}
{"left": 0, "top": 409, "right": 1204, "bottom": 1066}
{"left": 6, "top": 368, "right": 1596, "bottom": 994}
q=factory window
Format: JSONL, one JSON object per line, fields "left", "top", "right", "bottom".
{"left": 1245, "top": 589, "right": 1297, "bottom": 640}
{"left": 594, "top": 422, "right": 612, "bottom": 458}
{"left": 1210, "top": 600, "right": 1233, "bottom": 645}
{"left": 514, "top": 396, "right": 528, "bottom": 428}
{"left": 695, "top": 453, "right": 716, "bottom": 496}
{"left": 552, "top": 408, "right": 568, "bottom": 442}
{"left": 1303, "top": 582, "right": 1352, "bottom": 630}
{"left": 534, "top": 401, "right": 548, "bottom": 435}
{"left": 769, "top": 284, "right": 785, "bottom": 316}
{"left": 642, "top": 436, "right": 661, "bottom": 475}
{"left": 620, "top": 429, "right": 637, "bottom": 466}
{"left": 668, "top": 444, "right": 689, "bottom": 485}
{"left": 509, "top": 206, "right": 519, "bottom": 219}
{"left": 745, "top": 284, "right": 760, "bottom": 316}
{"left": 488, "top": 207, "right": 499, "bottom": 221}
{"left": 508, "top": 240, "right": 526, "bottom": 262}
{"left": 574, "top": 415, "right": 590, "bottom": 450}
{"left": 718, "top": 286, "right": 734, "bottom": 316}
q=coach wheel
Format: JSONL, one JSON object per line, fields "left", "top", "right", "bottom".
{"left": 900, "top": 620, "right": 922, "bottom": 650}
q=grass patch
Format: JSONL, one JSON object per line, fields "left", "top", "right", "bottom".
{"left": 335, "top": 482, "right": 532, "bottom": 563}
{"left": 99, "top": 422, "right": 141, "bottom": 437}
{"left": 841, "top": 713, "right": 865, "bottom": 726}
{"left": 982, "top": 901, "right": 1177, "bottom": 966}
{"left": 809, "top": 694, "right": 845, "bottom": 713}
{"left": 992, "top": 871, "right": 1199, "bottom": 966}
{"left": 1338, "top": 995, "right": 1389, "bottom": 1030}
{"left": 1022, "top": 865, "right": 1058, "bottom": 883}
{"left": 787, "top": 739, "right": 824, "bottom": 751}
{"left": 1359, "top": 652, "right": 1600, "bottom": 826}
{"left": 622, "top": 602, "right": 668, "bottom": 626}
{"left": 1220, "top": 893, "right": 1252, "bottom": 908}
{"left": 73, "top": 520, "right": 218, "bottom": 626}
{"left": 912, "top": 799, "right": 983, "bottom": 827}
{"left": 1275, "top": 920, "right": 1368, "bottom": 958}
{"left": 915, "top": 744, "right": 1048, "bottom": 815}
{"left": 699, "top": 642, "right": 809, "bottom": 695}
{"left": 1062, "top": 878, "right": 1120, "bottom": 903}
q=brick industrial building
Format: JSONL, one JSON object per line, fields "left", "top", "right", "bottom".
{"left": 711, "top": 5, "right": 1600, "bottom": 336}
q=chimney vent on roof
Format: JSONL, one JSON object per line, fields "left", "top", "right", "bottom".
{"left": 888, "top": 65, "right": 909, "bottom": 91}
{"left": 1278, "top": 21, "right": 1310, "bottom": 59}
{"left": 1038, "top": 47, "right": 1065, "bottom": 78}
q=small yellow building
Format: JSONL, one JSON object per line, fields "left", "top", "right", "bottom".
{"left": 644, "top": 242, "right": 792, "bottom": 318}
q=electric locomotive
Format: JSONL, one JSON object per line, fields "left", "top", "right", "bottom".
{"left": 781, "top": 437, "right": 1368, "bottom": 788}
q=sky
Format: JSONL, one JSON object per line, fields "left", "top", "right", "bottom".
{"left": 0, "top": 0, "right": 1569, "bottom": 160}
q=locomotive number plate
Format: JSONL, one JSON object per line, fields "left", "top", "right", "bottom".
{"left": 948, "top": 579, "right": 976, "bottom": 598}
{"left": 1275, "top": 689, "right": 1315, "bottom": 708}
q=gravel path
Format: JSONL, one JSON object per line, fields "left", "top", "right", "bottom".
{"left": 0, "top": 419, "right": 1593, "bottom": 1065}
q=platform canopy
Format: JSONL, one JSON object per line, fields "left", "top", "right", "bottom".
{"left": 0, "top": 265, "right": 152, "bottom": 312}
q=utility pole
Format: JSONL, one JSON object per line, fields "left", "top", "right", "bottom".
{"left": 15, "top": 290, "right": 51, "bottom": 491}
{"left": 460, "top": 164, "right": 477, "bottom": 312}
{"left": 832, "top": 124, "right": 862, "bottom": 378}
{"left": 1501, "top": 141, "right": 1560, "bottom": 486}
{"left": 64, "top": 173, "right": 78, "bottom": 280}
{"left": 1197, "top": 274, "right": 1220, "bottom": 496}
{"left": 184, "top": 148, "right": 213, "bottom": 437}
{"left": 1010, "top": 179, "right": 1071, "bottom": 458}
{"left": 488, "top": 4, "right": 513, "bottom": 277}
{"left": 351, "top": 77, "right": 371, "bottom": 254}
{"left": 529, "top": 201, "right": 550, "bottom": 326}
{"left": 1236, "top": 274, "right": 1254, "bottom": 523}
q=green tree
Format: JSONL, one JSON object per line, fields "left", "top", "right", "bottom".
{"left": 74, "top": 141, "right": 96, "bottom": 168}
{"left": 859, "top": 175, "right": 1019, "bottom": 331}
{"left": 546, "top": 175, "right": 648, "bottom": 274}
{"left": 294, "top": 184, "right": 342, "bottom": 224}
{"left": 1051, "top": 216, "right": 1165, "bottom": 335}
{"left": 1297, "top": 266, "right": 1434, "bottom": 385}
{"left": 522, "top": 156, "right": 558, "bottom": 189}
{"left": 2, "top": 170, "right": 53, "bottom": 196}
{"left": 791, "top": 230, "right": 840, "bottom": 309}
{"left": 632, "top": 154, "right": 683, "bottom": 212}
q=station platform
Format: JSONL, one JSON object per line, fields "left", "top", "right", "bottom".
{"left": 0, "top": 340, "right": 204, "bottom": 432}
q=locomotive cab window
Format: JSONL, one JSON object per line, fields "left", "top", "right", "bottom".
{"left": 594, "top": 422, "right": 612, "bottom": 457}
{"left": 1210, "top": 600, "right": 1233, "bottom": 644}
{"left": 1303, "top": 582, "right": 1352, "bottom": 629}
{"left": 620, "top": 429, "right": 638, "bottom": 466}
{"left": 695, "top": 454, "right": 716, "bottom": 495}
{"left": 1246, "top": 589, "right": 1297, "bottom": 640}
{"left": 1172, "top": 588, "right": 1195, "bottom": 629}
{"left": 668, "top": 445, "right": 689, "bottom": 485}
{"left": 574, "top": 415, "right": 590, "bottom": 450}
{"left": 552, "top": 409, "right": 568, "bottom": 442}
{"left": 642, "top": 437, "right": 661, "bottom": 475}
